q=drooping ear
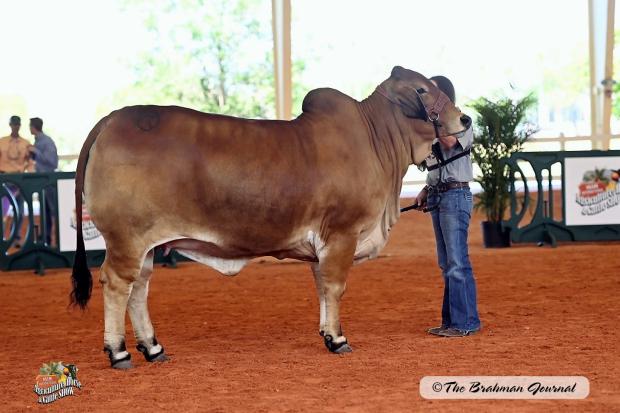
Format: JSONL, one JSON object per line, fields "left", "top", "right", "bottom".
{"left": 396, "top": 90, "right": 425, "bottom": 119}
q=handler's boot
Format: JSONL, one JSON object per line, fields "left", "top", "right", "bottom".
{"left": 427, "top": 325, "right": 449, "bottom": 336}
{"left": 436, "top": 327, "right": 480, "bottom": 337}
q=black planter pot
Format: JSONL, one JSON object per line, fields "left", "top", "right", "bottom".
{"left": 481, "top": 221, "right": 511, "bottom": 248}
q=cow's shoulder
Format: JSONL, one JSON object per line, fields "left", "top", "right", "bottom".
{"left": 301, "top": 88, "right": 355, "bottom": 115}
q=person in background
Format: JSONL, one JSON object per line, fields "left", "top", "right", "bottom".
{"left": 416, "top": 76, "right": 481, "bottom": 338}
{"left": 29, "top": 117, "right": 58, "bottom": 245}
{"left": 0, "top": 115, "right": 34, "bottom": 248}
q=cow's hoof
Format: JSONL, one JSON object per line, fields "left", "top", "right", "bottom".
{"left": 105, "top": 346, "right": 132, "bottom": 369}
{"left": 333, "top": 343, "right": 353, "bottom": 353}
{"left": 151, "top": 352, "right": 169, "bottom": 362}
{"left": 137, "top": 343, "right": 168, "bottom": 363}
{"left": 324, "top": 334, "right": 352, "bottom": 354}
{"left": 111, "top": 358, "right": 133, "bottom": 369}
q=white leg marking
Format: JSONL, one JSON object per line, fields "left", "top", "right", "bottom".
{"left": 311, "top": 263, "right": 327, "bottom": 331}
{"left": 148, "top": 344, "right": 163, "bottom": 356}
{"left": 113, "top": 351, "right": 130, "bottom": 361}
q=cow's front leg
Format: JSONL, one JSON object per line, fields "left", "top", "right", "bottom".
{"left": 128, "top": 250, "right": 167, "bottom": 363}
{"left": 310, "top": 262, "right": 327, "bottom": 336}
{"left": 316, "top": 235, "right": 356, "bottom": 354}
{"left": 100, "top": 254, "right": 141, "bottom": 369}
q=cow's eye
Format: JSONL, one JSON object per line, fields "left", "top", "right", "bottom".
{"left": 416, "top": 88, "right": 427, "bottom": 94}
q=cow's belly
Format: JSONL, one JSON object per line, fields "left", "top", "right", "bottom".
{"left": 161, "top": 238, "right": 250, "bottom": 276}
{"left": 162, "top": 216, "right": 390, "bottom": 275}
{"left": 175, "top": 249, "right": 249, "bottom": 276}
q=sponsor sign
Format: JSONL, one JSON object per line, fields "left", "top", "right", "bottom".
{"left": 564, "top": 157, "right": 620, "bottom": 226}
{"left": 57, "top": 179, "right": 106, "bottom": 251}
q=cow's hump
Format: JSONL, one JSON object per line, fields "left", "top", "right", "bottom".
{"left": 301, "top": 88, "right": 352, "bottom": 114}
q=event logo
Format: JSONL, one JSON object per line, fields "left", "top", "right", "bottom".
{"left": 575, "top": 167, "right": 620, "bottom": 215}
{"left": 33, "top": 361, "right": 82, "bottom": 404}
{"left": 70, "top": 205, "right": 102, "bottom": 241}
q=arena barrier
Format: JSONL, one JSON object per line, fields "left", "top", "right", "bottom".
{"left": 0, "top": 172, "right": 185, "bottom": 274}
{"left": 503, "top": 150, "right": 620, "bottom": 246}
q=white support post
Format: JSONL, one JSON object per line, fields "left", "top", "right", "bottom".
{"left": 271, "top": 0, "right": 292, "bottom": 120}
{"left": 589, "top": 0, "right": 615, "bottom": 150}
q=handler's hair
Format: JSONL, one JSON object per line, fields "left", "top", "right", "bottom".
{"left": 30, "top": 117, "right": 43, "bottom": 132}
{"left": 430, "top": 75, "right": 456, "bottom": 103}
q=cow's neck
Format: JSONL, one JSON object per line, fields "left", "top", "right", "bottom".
{"left": 357, "top": 92, "right": 418, "bottom": 234}
{"left": 358, "top": 92, "right": 416, "bottom": 181}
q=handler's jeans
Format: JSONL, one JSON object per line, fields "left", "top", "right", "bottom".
{"left": 427, "top": 187, "right": 481, "bottom": 332}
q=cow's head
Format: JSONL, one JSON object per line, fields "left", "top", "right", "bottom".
{"left": 376, "top": 66, "right": 471, "bottom": 164}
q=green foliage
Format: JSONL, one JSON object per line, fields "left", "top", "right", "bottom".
{"left": 106, "top": 0, "right": 306, "bottom": 119}
{"left": 468, "top": 93, "right": 538, "bottom": 222}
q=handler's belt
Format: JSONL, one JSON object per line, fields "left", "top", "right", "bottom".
{"left": 399, "top": 182, "right": 470, "bottom": 213}
{"left": 428, "top": 181, "right": 469, "bottom": 193}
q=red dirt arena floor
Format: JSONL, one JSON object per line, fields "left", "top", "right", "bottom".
{"left": 0, "top": 199, "right": 619, "bottom": 412}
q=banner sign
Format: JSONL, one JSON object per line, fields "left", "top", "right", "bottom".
{"left": 564, "top": 157, "right": 620, "bottom": 226}
{"left": 57, "top": 179, "right": 106, "bottom": 252}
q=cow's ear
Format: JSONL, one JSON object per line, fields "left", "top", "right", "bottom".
{"left": 391, "top": 66, "right": 406, "bottom": 79}
{"left": 397, "top": 92, "right": 424, "bottom": 118}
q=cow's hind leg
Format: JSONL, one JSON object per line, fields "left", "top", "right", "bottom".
{"left": 128, "top": 249, "right": 168, "bottom": 363}
{"left": 315, "top": 235, "right": 356, "bottom": 354}
{"left": 100, "top": 247, "right": 145, "bottom": 369}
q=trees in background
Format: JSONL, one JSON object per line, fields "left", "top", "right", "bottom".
{"left": 112, "top": 0, "right": 306, "bottom": 119}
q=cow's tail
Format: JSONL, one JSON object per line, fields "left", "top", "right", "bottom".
{"left": 70, "top": 115, "right": 109, "bottom": 309}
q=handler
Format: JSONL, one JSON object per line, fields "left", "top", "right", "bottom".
{"left": 416, "top": 76, "right": 481, "bottom": 337}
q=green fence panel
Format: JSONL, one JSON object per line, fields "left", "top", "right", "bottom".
{"left": 503, "top": 150, "right": 620, "bottom": 246}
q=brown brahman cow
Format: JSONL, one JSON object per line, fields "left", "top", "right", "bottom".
{"left": 70, "top": 66, "right": 471, "bottom": 368}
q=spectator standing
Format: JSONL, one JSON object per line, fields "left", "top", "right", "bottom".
{"left": 0, "top": 115, "right": 33, "bottom": 248}
{"left": 29, "top": 117, "right": 58, "bottom": 245}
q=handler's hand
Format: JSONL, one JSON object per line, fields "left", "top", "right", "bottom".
{"left": 415, "top": 187, "right": 428, "bottom": 211}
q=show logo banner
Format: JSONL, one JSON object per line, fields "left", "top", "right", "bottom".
{"left": 564, "top": 157, "right": 620, "bottom": 226}
{"left": 69, "top": 205, "right": 102, "bottom": 241}
{"left": 575, "top": 167, "right": 620, "bottom": 215}
{"left": 33, "top": 361, "right": 82, "bottom": 404}
{"left": 57, "top": 179, "right": 107, "bottom": 251}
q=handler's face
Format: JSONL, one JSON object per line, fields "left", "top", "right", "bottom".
{"left": 9, "top": 122, "right": 20, "bottom": 134}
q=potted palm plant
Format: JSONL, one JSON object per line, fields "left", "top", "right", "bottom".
{"left": 468, "top": 93, "right": 538, "bottom": 247}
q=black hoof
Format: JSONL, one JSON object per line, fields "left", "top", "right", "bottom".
{"left": 105, "top": 346, "right": 133, "bottom": 369}
{"left": 324, "top": 334, "right": 352, "bottom": 353}
{"left": 150, "top": 352, "right": 169, "bottom": 362}
{"left": 112, "top": 358, "right": 133, "bottom": 369}
{"left": 137, "top": 343, "right": 168, "bottom": 363}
